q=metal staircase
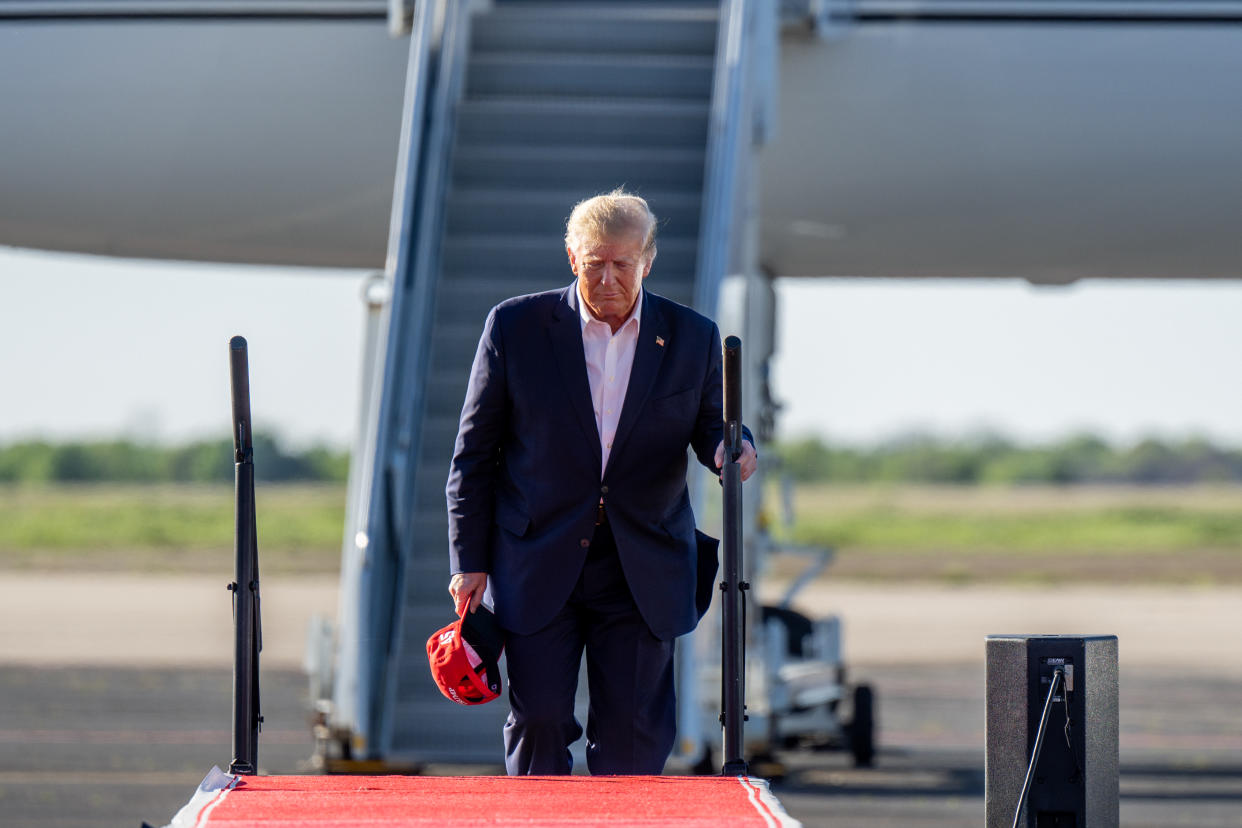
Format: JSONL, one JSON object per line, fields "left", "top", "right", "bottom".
{"left": 331, "top": 0, "right": 769, "bottom": 765}
{"left": 389, "top": 0, "right": 717, "bottom": 762}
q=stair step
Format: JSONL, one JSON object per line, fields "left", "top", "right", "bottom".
{"left": 493, "top": 0, "right": 717, "bottom": 9}
{"left": 473, "top": 9, "right": 716, "bottom": 56}
{"left": 445, "top": 187, "right": 700, "bottom": 240}
{"left": 466, "top": 53, "right": 714, "bottom": 100}
{"left": 426, "top": 372, "right": 471, "bottom": 413}
{"left": 402, "top": 564, "right": 453, "bottom": 602}
{"left": 420, "top": 414, "right": 466, "bottom": 459}
{"left": 433, "top": 277, "right": 559, "bottom": 332}
{"left": 457, "top": 98, "right": 709, "bottom": 148}
{"left": 430, "top": 282, "right": 699, "bottom": 313}
{"left": 412, "top": 439, "right": 457, "bottom": 474}
{"left": 441, "top": 234, "right": 697, "bottom": 278}
{"left": 388, "top": 683, "right": 509, "bottom": 761}
{"left": 451, "top": 145, "right": 705, "bottom": 190}
{"left": 407, "top": 510, "right": 450, "bottom": 540}
{"left": 404, "top": 547, "right": 451, "bottom": 578}
{"left": 435, "top": 276, "right": 568, "bottom": 314}
{"left": 424, "top": 334, "right": 479, "bottom": 376}
{"left": 433, "top": 275, "right": 695, "bottom": 328}
{"left": 414, "top": 384, "right": 464, "bottom": 417}
{"left": 436, "top": 272, "right": 564, "bottom": 300}
{"left": 492, "top": 1, "right": 717, "bottom": 14}
{"left": 411, "top": 478, "right": 453, "bottom": 512}
{"left": 400, "top": 604, "right": 506, "bottom": 648}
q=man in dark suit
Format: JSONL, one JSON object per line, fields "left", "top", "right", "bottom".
{"left": 446, "top": 190, "right": 757, "bottom": 776}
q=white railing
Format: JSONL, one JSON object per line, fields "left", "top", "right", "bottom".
{"left": 332, "top": 0, "right": 475, "bottom": 759}
{"left": 693, "top": 0, "right": 777, "bottom": 314}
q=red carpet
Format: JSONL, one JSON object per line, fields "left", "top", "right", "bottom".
{"left": 182, "top": 773, "right": 799, "bottom": 827}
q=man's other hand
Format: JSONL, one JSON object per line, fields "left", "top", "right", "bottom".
{"left": 449, "top": 572, "right": 488, "bottom": 614}
{"left": 714, "top": 439, "right": 758, "bottom": 481}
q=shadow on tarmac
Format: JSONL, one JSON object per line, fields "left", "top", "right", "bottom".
{"left": 2, "top": 665, "right": 1241, "bottom": 828}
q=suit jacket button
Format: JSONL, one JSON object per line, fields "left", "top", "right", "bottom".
{"left": 580, "top": 538, "right": 590, "bottom": 548}
{"left": 600, "top": 485, "right": 609, "bottom": 495}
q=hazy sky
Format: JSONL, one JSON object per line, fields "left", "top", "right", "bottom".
{"left": 775, "top": 278, "right": 1242, "bottom": 445}
{"left": 2, "top": 247, "right": 366, "bottom": 448}
{"left": 4, "top": 245, "right": 1241, "bottom": 448}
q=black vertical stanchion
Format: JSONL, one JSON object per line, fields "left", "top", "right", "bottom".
{"left": 228, "top": 336, "right": 262, "bottom": 775}
{"left": 720, "top": 335, "right": 749, "bottom": 776}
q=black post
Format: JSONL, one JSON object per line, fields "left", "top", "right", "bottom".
{"left": 720, "top": 335, "right": 748, "bottom": 776}
{"left": 228, "top": 336, "right": 262, "bottom": 775}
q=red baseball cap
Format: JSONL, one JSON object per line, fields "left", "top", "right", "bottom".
{"left": 426, "top": 604, "right": 505, "bottom": 706}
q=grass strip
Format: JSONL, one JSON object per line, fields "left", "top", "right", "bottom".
{"left": 0, "top": 483, "right": 344, "bottom": 573}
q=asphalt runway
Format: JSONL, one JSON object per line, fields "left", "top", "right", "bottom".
{"left": 3, "top": 663, "right": 1240, "bottom": 828}
{"left": 776, "top": 665, "right": 1242, "bottom": 828}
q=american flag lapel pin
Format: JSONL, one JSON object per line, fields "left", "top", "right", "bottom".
{"left": 655, "top": 336, "right": 665, "bottom": 347}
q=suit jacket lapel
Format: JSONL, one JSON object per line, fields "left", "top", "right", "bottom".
{"left": 608, "top": 290, "right": 667, "bottom": 475}
{"left": 550, "top": 284, "right": 603, "bottom": 471}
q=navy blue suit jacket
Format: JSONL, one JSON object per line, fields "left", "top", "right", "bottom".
{"left": 446, "top": 283, "right": 745, "bottom": 641}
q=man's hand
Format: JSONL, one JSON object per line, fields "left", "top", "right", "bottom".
{"left": 449, "top": 572, "right": 488, "bottom": 615}
{"left": 714, "top": 439, "right": 758, "bottom": 482}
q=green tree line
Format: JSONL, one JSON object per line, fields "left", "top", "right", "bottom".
{"left": 4, "top": 432, "right": 1241, "bottom": 486}
{"left": 775, "top": 433, "right": 1242, "bottom": 485}
{"left": 0, "top": 433, "right": 349, "bottom": 484}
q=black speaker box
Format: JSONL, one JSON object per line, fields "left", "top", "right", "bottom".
{"left": 985, "top": 634, "right": 1118, "bottom": 828}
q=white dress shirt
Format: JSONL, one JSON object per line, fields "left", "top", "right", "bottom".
{"left": 578, "top": 284, "right": 642, "bottom": 477}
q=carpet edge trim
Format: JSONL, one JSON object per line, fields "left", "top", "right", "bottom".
{"left": 740, "top": 776, "right": 802, "bottom": 828}
{"left": 181, "top": 767, "right": 239, "bottom": 828}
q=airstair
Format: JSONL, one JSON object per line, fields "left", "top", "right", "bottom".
{"left": 329, "top": 0, "right": 772, "bottom": 764}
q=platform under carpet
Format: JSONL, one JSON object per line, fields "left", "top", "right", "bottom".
{"left": 173, "top": 770, "right": 800, "bottom": 828}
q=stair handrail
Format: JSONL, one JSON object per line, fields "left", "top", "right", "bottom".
{"left": 331, "top": 0, "right": 475, "bottom": 761}
{"left": 693, "top": 0, "right": 759, "bottom": 314}
{"left": 375, "top": 0, "right": 476, "bottom": 757}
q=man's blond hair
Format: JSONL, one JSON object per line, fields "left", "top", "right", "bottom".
{"left": 564, "top": 188, "right": 658, "bottom": 261}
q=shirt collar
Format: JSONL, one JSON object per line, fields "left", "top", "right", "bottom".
{"left": 577, "top": 282, "right": 643, "bottom": 335}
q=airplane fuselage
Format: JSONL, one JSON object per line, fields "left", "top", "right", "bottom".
{"left": 2, "top": 6, "right": 1240, "bottom": 281}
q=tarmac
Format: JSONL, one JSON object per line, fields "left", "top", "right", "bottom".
{"left": 2, "top": 573, "right": 1240, "bottom": 827}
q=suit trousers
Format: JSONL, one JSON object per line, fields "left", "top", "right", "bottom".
{"left": 501, "top": 514, "right": 677, "bottom": 775}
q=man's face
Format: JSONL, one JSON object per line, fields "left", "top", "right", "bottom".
{"left": 567, "top": 232, "right": 652, "bottom": 329}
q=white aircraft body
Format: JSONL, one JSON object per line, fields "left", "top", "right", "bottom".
{"left": 2, "top": 2, "right": 1241, "bottom": 282}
